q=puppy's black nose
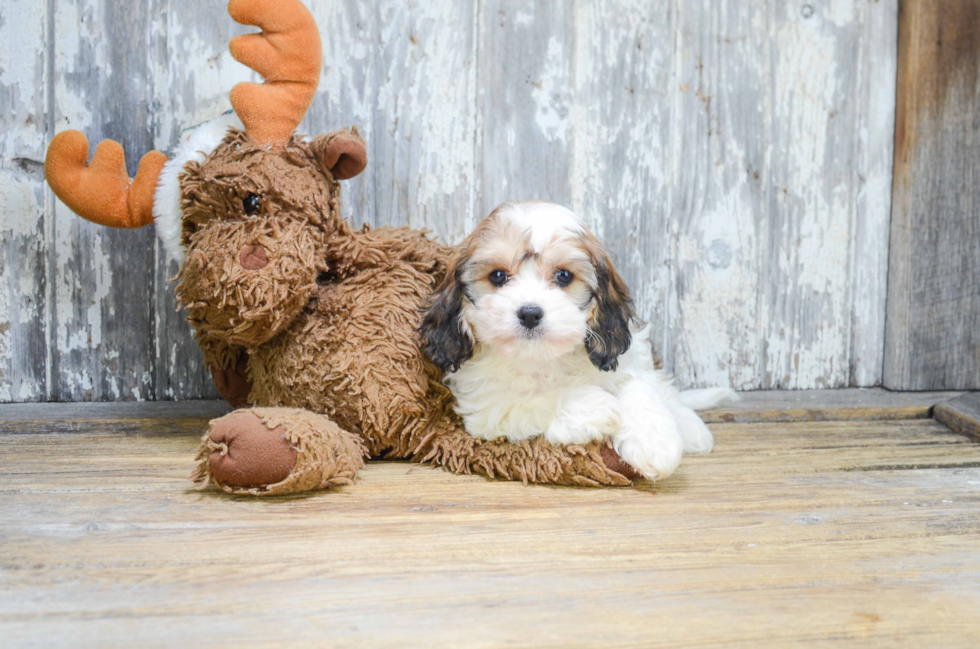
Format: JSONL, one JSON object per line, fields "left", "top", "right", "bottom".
{"left": 517, "top": 305, "right": 544, "bottom": 329}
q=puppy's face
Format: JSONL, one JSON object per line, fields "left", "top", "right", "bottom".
{"left": 421, "top": 202, "right": 635, "bottom": 372}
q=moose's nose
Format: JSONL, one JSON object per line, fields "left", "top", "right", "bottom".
{"left": 517, "top": 305, "right": 544, "bottom": 330}
{"left": 239, "top": 245, "right": 269, "bottom": 271}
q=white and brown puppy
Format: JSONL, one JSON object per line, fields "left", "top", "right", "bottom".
{"left": 420, "top": 201, "right": 735, "bottom": 481}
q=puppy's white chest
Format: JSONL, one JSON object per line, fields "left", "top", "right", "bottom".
{"left": 446, "top": 347, "right": 607, "bottom": 441}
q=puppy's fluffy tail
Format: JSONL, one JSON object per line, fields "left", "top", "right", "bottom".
{"left": 678, "top": 387, "right": 739, "bottom": 411}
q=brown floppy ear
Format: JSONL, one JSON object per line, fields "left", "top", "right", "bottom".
{"left": 419, "top": 253, "right": 474, "bottom": 373}
{"left": 583, "top": 234, "right": 636, "bottom": 372}
{"left": 310, "top": 126, "right": 368, "bottom": 180}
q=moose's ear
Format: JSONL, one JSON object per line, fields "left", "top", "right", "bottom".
{"left": 310, "top": 127, "right": 368, "bottom": 180}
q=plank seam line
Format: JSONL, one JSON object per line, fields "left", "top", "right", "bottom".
{"left": 44, "top": 0, "right": 57, "bottom": 401}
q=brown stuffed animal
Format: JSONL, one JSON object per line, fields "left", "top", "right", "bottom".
{"left": 43, "top": 0, "right": 637, "bottom": 495}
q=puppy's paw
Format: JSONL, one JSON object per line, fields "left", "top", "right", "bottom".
{"left": 545, "top": 388, "right": 622, "bottom": 445}
{"left": 613, "top": 424, "right": 684, "bottom": 482}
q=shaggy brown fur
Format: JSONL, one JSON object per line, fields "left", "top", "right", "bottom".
{"left": 178, "top": 127, "right": 634, "bottom": 495}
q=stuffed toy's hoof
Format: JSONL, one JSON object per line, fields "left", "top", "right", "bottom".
{"left": 600, "top": 444, "right": 641, "bottom": 482}
{"left": 206, "top": 411, "right": 298, "bottom": 487}
{"left": 192, "top": 407, "right": 368, "bottom": 496}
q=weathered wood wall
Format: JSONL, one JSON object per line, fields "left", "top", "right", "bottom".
{"left": 885, "top": 0, "right": 980, "bottom": 391}
{"left": 0, "top": 0, "right": 898, "bottom": 402}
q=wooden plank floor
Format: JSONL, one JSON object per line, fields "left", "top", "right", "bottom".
{"left": 2, "top": 407, "right": 980, "bottom": 647}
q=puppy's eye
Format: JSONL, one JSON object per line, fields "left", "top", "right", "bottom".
{"left": 243, "top": 193, "right": 262, "bottom": 216}
{"left": 554, "top": 269, "right": 574, "bottom": 287}
{"left": 488, "top": 270, "right": 509, "bottom": 287}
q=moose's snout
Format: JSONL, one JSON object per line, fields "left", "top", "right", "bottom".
{"left": 178, "top": 218, "right": 325, "bottom": 348}
{"left": 240, "top": 245, "right": 269, "bottom": 271}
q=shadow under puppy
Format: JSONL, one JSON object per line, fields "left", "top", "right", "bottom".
{"left": 420, "top": 201, "right": 736, "bottom": 481}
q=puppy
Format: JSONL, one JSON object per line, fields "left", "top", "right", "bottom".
{"left": 420, "top": 201, "right": 736, "bottom": 481}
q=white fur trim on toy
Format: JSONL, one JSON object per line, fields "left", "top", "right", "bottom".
{"left": 154, "top": 111, "right": 244, "bottom": 263}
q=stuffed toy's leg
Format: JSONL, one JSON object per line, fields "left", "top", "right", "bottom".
{"left": 191, "top": 408, "right": 367, "bottom": 496}
{"left": 416, "top": 422, "right": 639, "bottom": 487}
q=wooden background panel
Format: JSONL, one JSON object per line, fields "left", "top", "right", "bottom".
{"left": 850, "top": 0, "right": 898, "bottom": 388}
{"left": 304, "top": 0, "right": 376, "bottom": 229}
{"left": 662, "top": 0, "right": 897, "bottom": 390}
{"left": 151, "top": 0, "right": 250, "bottom": 401}
{"left": 763, "top": 0, "right": 866, "bottom": 390}
{"left": 0, "top": 0, "right": 49, "bottom": 402}
{"left": 49, "top": 0, "right": 159, "bottom": 401}
{"left": 668, "top": 0, "right": 769, "bottom": 389}
{"left": 571, "top": 0, "right": 674, "bottom": 371}
{"left": 884, "top": 0, "right": 980, "bottom": 390}
{"left": 0, "top": 0, "right": 903, "bottom": 401}
{"left": 479, "top": 0, "right": 576, "bottom": 213}
{"left": 372, "top": 0, "right": 479, "bottom": 242}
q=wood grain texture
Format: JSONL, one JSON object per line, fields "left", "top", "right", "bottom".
{"left": 0, "top": 0, "right": 902, "bottom": 401}
{"left": 668, "top": 1, "right": 897, "bottom": 390}
{"left": 48, "top": 0, "right": 159, "bottom": 401}
{"left": 0, "top": 0, "right": 49, "bottom": 402}
{"left": 304, "top": 0, "right": 376, "bottom": 229}
{"left": 2, "top": 416, "right": 980, "bottom": 646}
{"left": 764, "top": 1, "right": 892, "bottom": 390}
{"left": 572, "top": 0, "right": 674, "bottom": 369}
{"left": 850, "top": 0, "right": 899, "bottom": 388}
{"left": 373, "top": 1, "right": 479, "bottom": 242}
{"left": 479, "top": 0, "right": 575, "bottom": 213}
{"left": 0, "top": 389, "right": 957, "bottom": 429}
{"left": 934, "top": 392, "right": 980, "bottom": 442}
{"left": 701, "top": 388, "right": 960, "bottom": 424}
{"left": 151, "top": 0, "right": 249, "bottom": 401}
{"left": 884, "top": 0, "right": 980, "bottom": 390}
{"left": 669, "top": 0, "right": 769, "bottom": 388}
{"left": 0, "top": 399, "right": 232, "bottom": 435}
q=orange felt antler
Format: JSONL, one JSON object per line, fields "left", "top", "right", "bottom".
{"left": 228, "top": 0, "right": 323, "bottom": 148}
{"left": 44, "top": 131, "right": 168, "bottom": 229}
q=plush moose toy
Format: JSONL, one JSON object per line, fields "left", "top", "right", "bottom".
{"left": 43, "top": 0, "right": 638, "bottom": 495}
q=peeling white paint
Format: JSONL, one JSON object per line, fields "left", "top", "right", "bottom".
{"left": 0, "top": 0, "right": 899, "bottom": 401}
{"left": 373, "top": 0, "right": 478, "bottom": 243}
{"left": 312, "top": 1, "right": 373, "bottom": 121}
{"left": 531, "top": 37, "right": 572, "bottom": 144}
{"left": 762, "top": 2, "right": 855, "bottom": 389}
{"left": 826, "top": 0, "right": 856, "bottom": 28}
{"left": 849, "top": 0, "right": 897, "bottom": 387}
{"left": 0, "top": 175, "right": 44, "bottom": 240}
{"left": 1, "top": 0, "right": 48, "bottom": 402}
{"left": 0, "top": 2, "right": 45, "bottom": 90}
{"left": 514, "top": 10, "right": 534, "bottom": 27}
{"left": 0, "top": 281, "right": 11, "bottom": 402}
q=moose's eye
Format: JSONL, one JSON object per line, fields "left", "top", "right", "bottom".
{"left": 488, "top": 270, "right": 509, "bottom": 287}
{"left": 243, "top": 193, "right": 262, "bottom": 216}
{"left": 554, "top": 269, "right": 574, "bottom": 287}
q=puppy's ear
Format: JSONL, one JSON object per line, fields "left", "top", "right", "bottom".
{"left": 309, "top": 126, "right": 367, "bottom": 180}
{"left": 419, "top": 254, "right": 474, "bottom": 373}
{"left": 584, "top": 236, "right": 635, "bottom": 372}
